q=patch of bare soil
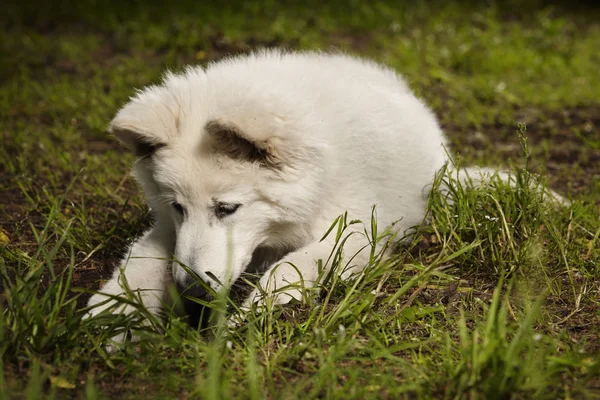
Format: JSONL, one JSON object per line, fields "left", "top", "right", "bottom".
{"left": 444, "top": 106, "right": 600, "bottom": 199}
{"left": 0, "top": 149, "right": 149, "bottom": 307}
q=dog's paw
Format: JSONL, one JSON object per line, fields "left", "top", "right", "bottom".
{"left": 243, "top": 262, "right": 311, "bottom": 308}
{"left": 243, "top": 287, "right": 298, "bottom": 309}
{"left": 85, "top": 293, "right": 145, "bottom": 352}
{"left": 243, "top": 270, "right": 304, "bottom": 309}
{"left": 226, "top": 284, "right": 297, "bottom": 328}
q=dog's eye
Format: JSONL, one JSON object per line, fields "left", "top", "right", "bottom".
{"left": 172, "top": 201, "right": 185, "bottom": 216}
{"left": 215, "top": 202, "right": 240, "bottom": 219}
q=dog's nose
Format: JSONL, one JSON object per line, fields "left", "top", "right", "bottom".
{"left": 176, "top": 275, "right": 214, "bottom": 302}
{"left": 176, "top": 275, "right": 214, "bottom": 327}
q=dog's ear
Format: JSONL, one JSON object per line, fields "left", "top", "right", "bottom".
{"left": 109, "top": 89, "right": 178, "bottom": 158}
{"left": 205, "top": 120, "right": 283, "bottom": 168}
{"left": 109, "top": 122, "right": 167, "bottom": 159}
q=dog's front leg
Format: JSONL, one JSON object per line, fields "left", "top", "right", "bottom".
{"left": 87, "top": 225, "right": 175, "bottom": 318}
{"left": 243, "top": 232, "right": 371, "bottom": 309}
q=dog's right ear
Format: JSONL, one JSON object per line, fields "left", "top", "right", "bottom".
{"left": 109, "top": 122, "right": 167, "bottom": 159}
{"left": 109, "top": 91, "right": 177, "bottom": 158}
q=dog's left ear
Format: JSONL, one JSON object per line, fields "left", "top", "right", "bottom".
{"left": 205, "top": 120, "right": 285, "bottom": 169}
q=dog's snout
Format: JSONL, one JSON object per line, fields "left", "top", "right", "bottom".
{"left": 176, "top": 275, "right": 214, "bottom": 328}
{"left": 176, "top": 275, "right": 213, "bottom": 302}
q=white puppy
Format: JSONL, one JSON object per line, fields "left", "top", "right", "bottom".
{"left": 87, "top": 50, "right": 472, "bottom": 320}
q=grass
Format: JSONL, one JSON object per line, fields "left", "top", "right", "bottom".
{"left": 1, "top": 0, "right": 599, "bottom": 398}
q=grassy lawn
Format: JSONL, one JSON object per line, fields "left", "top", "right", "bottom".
{"left": 2, "top": 0, "right": 599, "bottom": 398}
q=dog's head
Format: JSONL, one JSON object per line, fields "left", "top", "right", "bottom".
{"left": 109, "top": 65, "right": 326, "bottom": 299}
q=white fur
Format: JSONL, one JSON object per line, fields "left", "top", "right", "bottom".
{"left": 87, "top": 50, "right": 472, "bottom": 320}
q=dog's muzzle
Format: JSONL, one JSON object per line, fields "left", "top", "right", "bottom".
{"left": 176, "top": 275, "right": 214, "bottom": 326}
{"left": 176, "top": 274, "right": 214, "bottom": 301}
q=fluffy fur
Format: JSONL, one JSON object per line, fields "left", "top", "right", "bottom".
{"left": 88, "top": 50, "right": 490, "bottom": 321}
